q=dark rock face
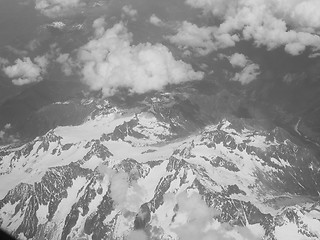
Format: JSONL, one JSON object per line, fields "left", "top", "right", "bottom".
{"left": 83, "top": 190, "right": 115, "bottom": 240}
{"left": 1, "top": 96, "right": 320, "bottom": 240}
{"left": 134, "top": 203, "right": 151, "bottom": 230}
{"left": 82, "top": 140, "right": 113, "bottom": 163}
{"left": 110, "top": 119, "right": 146, "bottom": 141}
{"left": 0, "top": 163, "right": 93, "bottom": 239}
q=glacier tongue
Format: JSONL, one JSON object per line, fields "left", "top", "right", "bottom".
{"left": 0, "top": 99, "right": 320, "bottom": 240}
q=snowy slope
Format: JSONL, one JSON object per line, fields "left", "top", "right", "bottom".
{"left": 0, "top": 95, "right": 320, "bottom": 240}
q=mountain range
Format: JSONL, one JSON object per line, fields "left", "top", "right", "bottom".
{"left": 1, "top": 88, "right": 320, "bottom": 240}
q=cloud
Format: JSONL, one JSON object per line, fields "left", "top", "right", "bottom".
{"left": 214, "top": 33, "right": 240, "bottom": 49}
{"left": 166, "top": 21, "right": 239, "bottom": 56}
{"left": 282, "top": 72, "right": 307, "bottom": 84}
{"left": 34, "top": 0, "right": 87, "bottom": 17}
{"left": 0, "top": 131, "right": 5, "bottom": 139}
{"left": 26, "top": 39, "right": 41, "bottom": 52}
{"left": 228, "top": 53, "right": 248, "bottom": 68}
{"left": 0, "top": 124, "right": 11, "bottom": 138}
{"left": 122, "top": 5, "right": 138, "bottom": 21}
{"left": 97, "top": 163, "right": 114, "bottom": 177}
{"left": 2, "top": 55, "right": 49, "bottom": 86}
{"left": 171, "top": 191, "right": 221, "bottom": 240}
{"left": 56, "top": 53, "right": 75, "bottom": 76}
{"left": 166, "top": 21, "right": 216, "bottom": 56}
{"left": 110, "top": 171, "right": 129, "bottom": 207}
{"left": 232, "top": 64, "right": 260, "bottom": 85}
{"left": 274, "top": 0, "right": 320, "bottom": 31}
{"left": 228, "top": 53, "right": 260, "bottom": 84}
{"left": 149, "top": 14, "right": 164, "bottom": 27}
{"left": 274, "top": 222, "right": 311, "bottom": 240}
{"left": 185, "top": 0, "right": 235, "bottom": 17}
{"left": 309, "top": 52, "right": 320, "bottom": 58}
{"left": 177, "top": 191, "right": 221, "bottom": 221}
{"left": 284, "top": 42, "right": 306, "bottom": 56}
{"left": 73, "top": 20, "right": 203, "bottom": 96}
{"left": 92, "top": 17, "right": 107, "bottom": 37}
{"left": 170, "top": 190, "right": 265, "bottom": 240}
{"left": 126, "top": 230, "right": 148, "bottom": 240}
{"left": 5, "top": 45, "right": 28, "bottom": 56}
{"left": 185, "top": 0, "right": 320, "bottom": 56}
{"left": 0, "top": 123, "right": 16, "bottom": 144}
{"left": 0, "top": 57, "right": 9, "bottom": 66}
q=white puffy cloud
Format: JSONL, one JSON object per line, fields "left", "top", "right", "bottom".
{"left": 185, "top": 0, "right": 320, "bottom": 56}
{"left": 166, "top": 21, "right": 216, "bottom": 56}
{"left": 228, "top": 53, "right": 260, "bottom": 84}
{"left": 149, "top": 14, "right": 164, "bottom": 27}
{"left": 34, "top": 0, "right": 87, "bottom": 17}
{"left": 166, "top": 21, "right": 239, "bottom": 56}
{"left": 273, "top": 0, "right": 320, "bottom": 31}
{"left": 122, "top": 5, "right": 138, "bottom": 21}
{"left": 232, "top": 63, "right": 260, "bottom": 85}
{"left": 284, "top": 42, "right": 306, "bottom": 56}
{"left": 74, "top": 20, "right": 204, "bottom": 96}
{"left": 214, "top": 33, "right": 239, "bottom": 49}
{"left": 92, "top": 17, "right": 107, "bottom": 37}
{"left": 228, "top": 53, "right": 248, "bottom": 68}
{"left": 2, "top": 55, "right": 49, "bottom": 86}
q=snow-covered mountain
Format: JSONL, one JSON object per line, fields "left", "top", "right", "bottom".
{"left": 0, "top": 93, "right": 320, "bottom": 240}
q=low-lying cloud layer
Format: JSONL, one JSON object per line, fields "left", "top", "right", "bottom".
{"left": 185, "top": 0, "right": 320, "bottom": 56}
{"left": 126, "top": 230, "right": 148, "bottom": 240}
{"left": 122, "top": 5, "right": 138, "bottom": 21}
{"left": 110, "top": 171, "right": 129, "bottom": 207}
{"left": 34, "top": 0, "right": 87, "bottom": 17}
{"left": 72, "top": 19, "right": 204, "bottom": 96}
{"left": 228, "top": 53, "right": 260, "bottom": 84}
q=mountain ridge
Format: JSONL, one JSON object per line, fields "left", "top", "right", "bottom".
{"left": 1, "top": 95, "right": 320, "bottom": 240}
